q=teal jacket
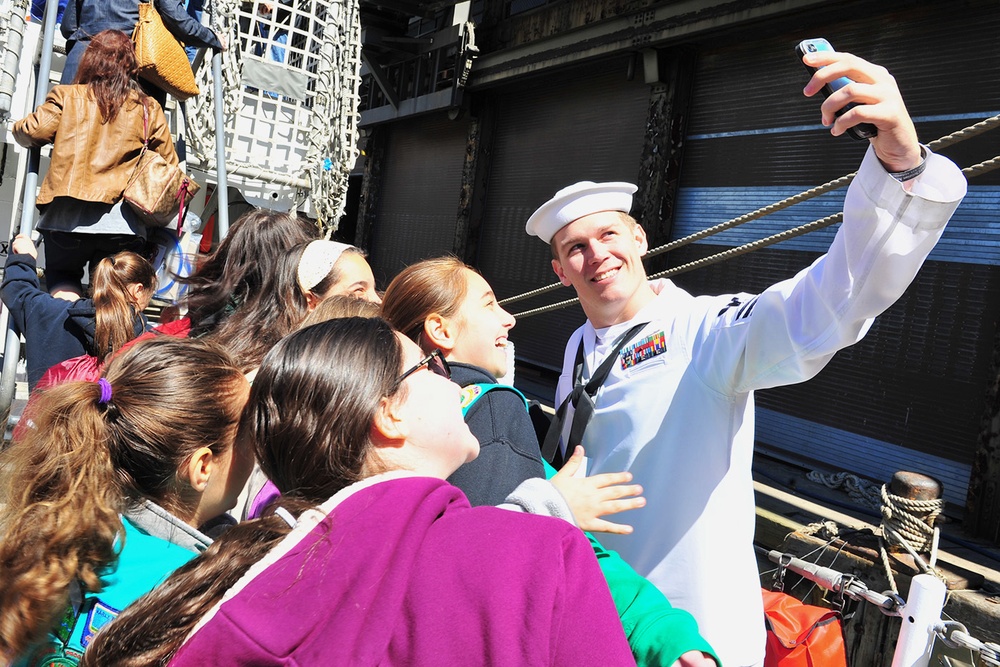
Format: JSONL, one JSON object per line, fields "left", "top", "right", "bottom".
{"left": 18, "top": 500, "right": 211, "bottom": 666}
{"left": 460, "top": 382, "right": 719, "bottom": 667}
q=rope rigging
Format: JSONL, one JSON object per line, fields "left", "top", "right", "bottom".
{"left": 186, "top": 0, "right": 362, "bottom": 236}
{"left": 801, "top": 469, "right": 948, "bottom": 594}
{"left": 762, "top": 547, "right": 1000, "bottom": 666}
{"left": 502, "top": 114, "right": 1000, "bottom": 319}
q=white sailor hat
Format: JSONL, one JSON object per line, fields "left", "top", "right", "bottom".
{"left": 297, "top": 239, "right": 355, "bottom": 293}
{"left": 525, "top": 181, "right": 638, "bottom": 244}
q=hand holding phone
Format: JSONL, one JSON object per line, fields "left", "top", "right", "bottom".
{"left": 795, "top": 41, "right": 921, "bottom": 173}
{"left": 795, "top": 38, "right": 878, "bottom": 141}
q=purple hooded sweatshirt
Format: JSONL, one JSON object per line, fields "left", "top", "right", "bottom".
{"left": 171, "top": 473, "right": 634, "bottom": 666}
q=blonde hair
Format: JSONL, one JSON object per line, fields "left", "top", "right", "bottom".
{"left": 91, "top": 251, "right": 156, "bottom": 364}
{"left": 299, "top": 295, "right": 380, "bottom": 329}
{"left": 380, "top": 256, "right": 472, "bottom": 345}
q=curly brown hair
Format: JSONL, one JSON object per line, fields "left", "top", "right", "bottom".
{"left": 0, "top": 337, "right": 247, "bottom": 660}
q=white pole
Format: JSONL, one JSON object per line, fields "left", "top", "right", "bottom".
{"left": 891, "top": 574, "right": 947, "bottom": 667}
{"left": 211, "top": 51, "right": 229, "bottom": 239}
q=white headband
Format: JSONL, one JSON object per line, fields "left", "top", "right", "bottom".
{"left": 296, "top": 240, "right": 355, "bottom": 293}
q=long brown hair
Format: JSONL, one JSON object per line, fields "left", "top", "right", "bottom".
{"left": 81, "top": 319, "right": 409, "bottom": 664}
{"left": 91, "top": 251, "right": 156, "bottom": 364}
{"left": 246, "top": 317, "right": 402, "bottom": 499}
{"left": 73, "top": 29, "right": 146, "bottom": 123}
{"left": 0, "top": 337, "right": 246, "bottom": 659}
{"left": 181, "top": 209, "right": 318, "bottom": 339}
{"left": 381, "top": 256, "right": 471, "bottom": 344}
{"left": 206, "top": 238, "right": 312, "bottom": 372}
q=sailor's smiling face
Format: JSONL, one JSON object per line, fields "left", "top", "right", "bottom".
{"left": 550, "top": 210, "right": 651, "bottom": 327}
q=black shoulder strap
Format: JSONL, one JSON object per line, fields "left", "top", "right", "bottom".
{"left": 540, "top": 321, "right": 649, "bottom": 467}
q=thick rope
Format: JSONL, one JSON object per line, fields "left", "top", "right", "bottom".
{"left": 880, "top": 485, "right": 944, "bottom": 553}
{"left": 927, "top": 113, "right": 1000, "bottom": 152}
{"left": 502, "top": 114, "right": 1000, "bottom": 313}
{"left": 877, "top": 483, "right": 946, "bottom": 593}
{"left": 511, "top": 151, "right": 1000, "bottom": 319}
{"left": 798, "top": 520, "right": 840, "bottom": 540}
{"left": 807, "top": 470, "right": 883, "bottom": 510}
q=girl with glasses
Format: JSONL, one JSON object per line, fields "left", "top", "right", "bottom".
{"left": 381, "top": 257, "right": 719, "bottom": 667}
{"left": 82, "top": 317, "right": 634, "bottom": 666}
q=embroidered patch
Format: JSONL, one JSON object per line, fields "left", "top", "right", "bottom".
{"left": 620, "top": 331, "right": 666, "bottom": 369}
{"left": 80, "top": 600, "right": 120, "bottom": 648}
{"left": 459, "top": 384, "right": 483, "bottom": 410}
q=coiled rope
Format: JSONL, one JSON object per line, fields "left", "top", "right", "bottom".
{"left": 503, "top": 114, "right": 1000, "bottom": 319}
{"left": 806, "top": 470, "right": 882, "bottom": 510}
{"left": 878, "top": 484, "right": 946, "bottom": 594}
{"left": 804, "top": 470, "right": 947, "bottom": 594}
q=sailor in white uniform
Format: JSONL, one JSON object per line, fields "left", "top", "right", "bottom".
{"left": 525, "top": 50, "right": 967, "bottom": 667}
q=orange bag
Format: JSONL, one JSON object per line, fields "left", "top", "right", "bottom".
{"left": 762, "top": 589, "right": 848, "bottom": 667}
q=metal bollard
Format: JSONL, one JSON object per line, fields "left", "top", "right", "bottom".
{"left": 890, "top": 471, "right": 942, "bottom": 503}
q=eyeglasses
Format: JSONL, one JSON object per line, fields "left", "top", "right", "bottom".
{"left": 396, "top": 349, "right": 451, "bottom": 384}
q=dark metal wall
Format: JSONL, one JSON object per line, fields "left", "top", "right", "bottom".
{"left": 367, "top": 112, "right": 469, "bottom": 285}
{"left": 475, "top": 56, "right": 651, "bottom": 369}
{"left": 669, "top": 0, "right": 1000, "bottom": 504}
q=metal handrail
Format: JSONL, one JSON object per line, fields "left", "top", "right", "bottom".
{"left": 211, "top": 51, "right": 229, "bottom": 237}
{"left": 0, "top": 0, "right": 60, "bottom": 428}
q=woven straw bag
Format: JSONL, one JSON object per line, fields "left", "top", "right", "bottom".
{"left": 131, "top": 1, "right": 200, "bottom": 100}
{"left": 122, "top": 104, "right": 201, "bottom": 230}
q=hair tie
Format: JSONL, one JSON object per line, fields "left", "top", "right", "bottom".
{"left": 273, "top": 506, "right": 297, "bottom": 529}
{"left": 97, "top": 378, "right": 113, "bottom": 404}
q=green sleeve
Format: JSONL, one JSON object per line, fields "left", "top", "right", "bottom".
{"left": 543, "top": 460, "right": 720, "bottom": 667}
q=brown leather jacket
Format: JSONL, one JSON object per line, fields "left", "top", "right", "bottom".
{"left": 13, "top": 84, "right": 178, "bottom": 206}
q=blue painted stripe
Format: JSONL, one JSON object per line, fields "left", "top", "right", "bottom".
{"left": 672, "top": 185, "right": 1000, "bottom": 265}
{"left": 687, "top": 111, "right": 1000, "bottom": 140}
{"left": 755, "top": 408, "right": 970, "bottom": 507}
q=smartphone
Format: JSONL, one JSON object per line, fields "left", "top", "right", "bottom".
{"left": 795, "top": 38, "right": 878, "bottom": 140}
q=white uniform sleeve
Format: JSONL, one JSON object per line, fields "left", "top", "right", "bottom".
{"left": 694, "top": 145, "right": 967, "bottom": 395}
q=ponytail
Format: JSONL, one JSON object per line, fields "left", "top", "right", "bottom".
{"left": 81, "top": 507, "right": 305, "bottom": 667}
{"left": 0, "top": 382, "right": 122, "bottom": 658}
{"left": 91, "top": 251, "right": 155, "bottom": 364}
{"left": 0, "top": 337, "right": 245, "bottom": 660}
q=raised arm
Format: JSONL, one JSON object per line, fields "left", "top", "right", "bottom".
{"left": 696, "top": 54, "right": 967, "bottom": 395}
{"left": 154, "top": 0, "right": 225, "bottom": 51}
